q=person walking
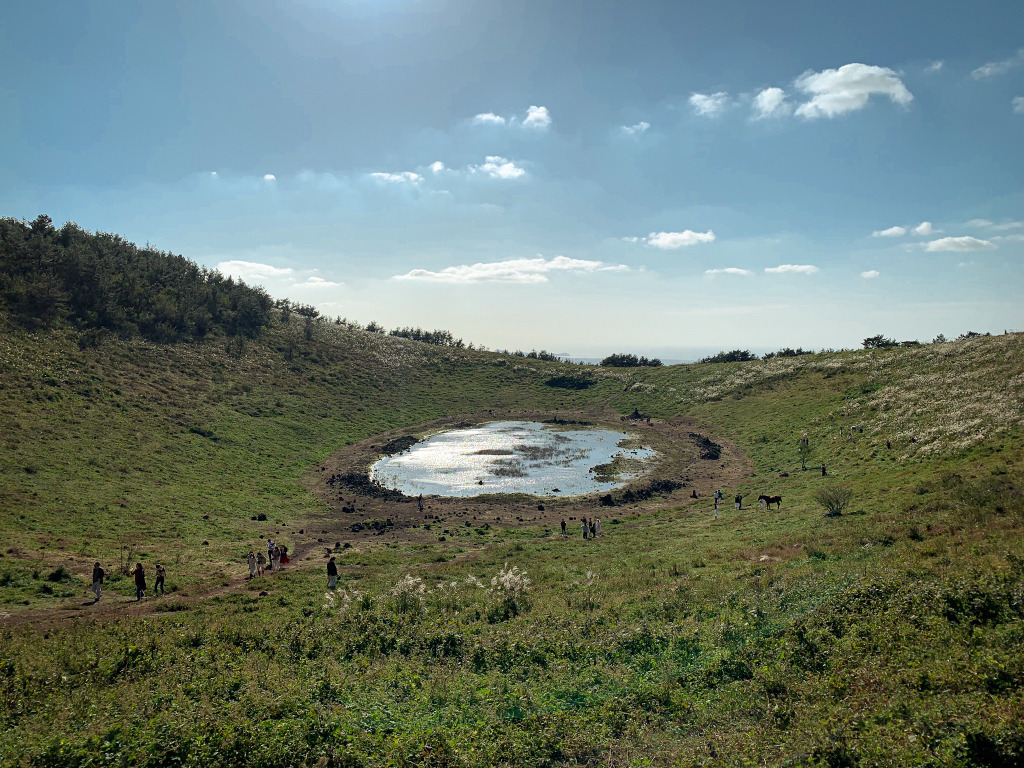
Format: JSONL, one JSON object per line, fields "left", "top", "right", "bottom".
{"left": 247, "top": 551, "right": 257, "bottom": 580}
{"left": 256, "top": 551, "right": 266, "bottom": 576}
{"left": 560, "top": 519, "right": 566, "bottom": 536}
{"left": 132, "top": 563, "right": 146, "bottom": 601}
{"left": 153, "top": 564, "right": 166, "bottom": 596}
{"left": 595, "top": 518, "right": 602, "bottom": 537}
{"left": 91, "top": 562, "right": 104, "bottom": 602}
{"left": 589, "top": 519, "right": 596, "bottom": 539}
{"left": 327, "top": 557, "right": 338, "bottom": 590}
{"left": 735, "top": 493, "right": 742, "bottom": 510}
{"left": 581, "top": 518, "right": 589, "bottom": 540}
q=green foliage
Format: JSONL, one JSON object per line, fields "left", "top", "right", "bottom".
{"left": 0, "top": 216, "right": 273, "bottom": 341}
{"left": 862, "top": 333, "right": 897, "bottom": 349}
{"left": 599, "top": 352, "right": 662, "bottom": 367}
{"left": 389, "top": 326, "right": 465, "bottom": 348}
{"left": 699, "top": 349, "right": 758, "bottom": 363}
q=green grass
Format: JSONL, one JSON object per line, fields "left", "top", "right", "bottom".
{"left": 1, "top": 320, "right": 1023, "bottom": 766}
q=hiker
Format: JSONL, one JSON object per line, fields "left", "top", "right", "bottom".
{"left": 91, "top": 562, "right": 104, "bottom": 602}
{"left": 418, "top": 494, "right": 424, "bottom": 513}
{"left": 280, "top": 545, "right": 290, "bottom": 566}
{"left": 270, "top": 546, "right": 280, "bottom": 572}
{"left": 256, "top": 550, "right": 266, "bottom": 576}
{"left": 821, "top": 464, "right": 827, "bottom": 477}
{"left": 154, "top": 564, "right": 166, "bottom": 596}
{"left": 595, "top": 518, "right": 602, "bottom": 537}
{"left": 735, "top": 493, "right": 742, "bottom": 510}
{"left": 582, "top": 518, "right": 589, "bottom": 540}
{"left": 589, "top": 520, "right": 596, "bottom": 538}
{"left": 247, "top": 551, "right": 257, "bottom": 579}
{"left": 327, "top": 556, "right": 338, "bottom": 590}
{"left": 132, "top": 562, "right": 146, "bottom": 601}
{"left": 560, "top": 519, "right": 566, "bottom": 536}
{"left": 691, "top": 489, "right": 698, "bottom": 499}
{"left": 715, "top": 489, "right": 723, "bottom": 504}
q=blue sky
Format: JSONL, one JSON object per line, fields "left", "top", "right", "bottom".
{"left": 2, "top": 0, "right": 1022, "bottom": 358}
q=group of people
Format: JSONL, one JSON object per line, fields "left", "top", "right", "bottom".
{"left": 561, "top": 517, "right": 602, "bottom": 539}
{"left": 89, "top": 561, "right": 165, "bottom": 602}
{"left": 246, "top": 539, "right": 290, "bottom": 579}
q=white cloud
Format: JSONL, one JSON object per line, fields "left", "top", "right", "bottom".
{"left": 293, "top": 276, "right": 342, "bottom": 289}
{"left": 209, "top": 171, "right": 218, "bottom": 177}
{"left": 705, "top": 267, "right": 753, "bottom": 276}
{"left": 925, "top": 60, "right": 944, "bottom": 73}
{"left": 217, "top": 260, "right": 293, "bottom": 282}
{"left": 764, "top": 264, "right": 819, "bottom": 274}
{"left": 621, "top": 121, "right": 651, "bottom": 135}
{"left": 393, "top": 255, "right": 629, "bottom": 284}
{"left": 1014, "top": 96, "right": 1024, "bottom": 114}
{"left": 646, "top": 230, "right": 716, "bottom": 249}
{"left": 470, "top": 156, "right": 526, "bottom": 180}
{"left": 971, "top": 49, "right": 1024, "bottom": 79}
{"left": 689, "top": 92, "right": 730, "bottom": 117}
{"left": 369, "top": 171, "right": 423, "bottom": 184}
{"left": 523, "top": 105, "right": 552, "bottom": 130}
{"left": 966, "top": 218, "right": 994, "bottom": 228}
{"left": 861, "top": 270, "right": 880, "bottom": 279}
{"left": 912, "top": 221, "right": 935, "bottom": 236}
{"left": 794, "top": 63, "right": 913, "bottom": 119}
{"left": 993, "top": 220, "right": 1024, "bottom": 230}
{"left": 620, "top": 236, "right": 641, "bottom": 243}
{"left": 472, "top": 112, "right": 507, "bottom": 125}
{"left": 993, "top": 234, "right": 1024, "bottom": 242}
{"left": 872, "top": 225, "right": 907, "bottom": 237}
{"left": 753, "top": 87, "right": 790, "bottom": 119}
{"left": 263, "top": 174, "right": 276, "bottom": 182}
{"left": 924, "top": 236, "right": 997, "bottom": 252}
{"left": 429, "top": 161, "right": 446, "bottom": 174}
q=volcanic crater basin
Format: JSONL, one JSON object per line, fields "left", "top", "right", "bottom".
{"left": 370, "top": 421, "right": 656, "bottom": 497}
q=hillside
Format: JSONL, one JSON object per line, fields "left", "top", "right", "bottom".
{"left": 1, "top": 238, "right": 1023, "bottom": 765}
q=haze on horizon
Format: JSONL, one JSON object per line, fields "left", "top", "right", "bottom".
{"left": 2, "top": 1, "right": 1022, "bottom": 358}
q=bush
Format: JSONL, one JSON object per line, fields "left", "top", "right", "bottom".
{"left": 699, "top": 349, "right": 757, "bottom": 363}
{"left": 814, "top": 485, "right": 853, "bottom": 517}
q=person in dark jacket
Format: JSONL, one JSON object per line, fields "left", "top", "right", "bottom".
{"left": 153, "top": 564, "right": 165, "bottom": 596}
{"left": 133, "top": 563, "right": 146, "bottom": 601}
{"left": 327, "top": 557, "right": 338, "bottom": 590}
{"left": 91, "top": 562, "right": 104, "bottom": 602}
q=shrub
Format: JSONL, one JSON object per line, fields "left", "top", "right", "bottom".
{"left": 814, "top": 485, "right": 853, "bottom": 517}
{"left": 487, "top": 563, "right": 531, "bottom": 622}
{"left": 390, "top": 574, "right": 425, "bottom": 615}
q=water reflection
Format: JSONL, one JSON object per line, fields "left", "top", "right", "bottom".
{"left": 370, "top": 421, "right": 655, "bottom": 497}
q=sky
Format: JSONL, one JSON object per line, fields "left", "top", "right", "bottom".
{"left": 2, "top": 0, "right": 1023, "bottom": 359}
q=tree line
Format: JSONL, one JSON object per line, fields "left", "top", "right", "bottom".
{"left": 0, "top": 215, "right": 273, "bottom": 342}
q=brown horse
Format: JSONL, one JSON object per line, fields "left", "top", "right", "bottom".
{"left": 758, "top": 494, "right": 782, "bottom": 509}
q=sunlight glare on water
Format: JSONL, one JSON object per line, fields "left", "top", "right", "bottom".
{"left": 370, "top": 421, "right": 655, "bottom": 497}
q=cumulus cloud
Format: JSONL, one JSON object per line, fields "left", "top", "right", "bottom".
{"left": 873, "top": 226, "right": 906, "bottom": 237}
{"left": 369, "top": 171, "right": 423, "bottom": 184}
{"left": 912, "top": 221, "right": 935, "bottom": 236}
{"left": 753, "top": 87, "right": 790, "bottom": 119}
{"left": 971, "top": 49, "right": 1024, "bottom": 79}
{"left": 523, "top": 105, "right": 552, "bottom": 129}
{"left": 794, "top": 63, "right": 912, "bottom": 119}
{"left": 429, "top": 161, "right": 445, "bottom": 174}
{"left": 861, "top": 270, "right": 880, "bottom": 279}
{"left": 621, "top": 121, "right": 651, "bottom": 135}
{"left": 689, "top": 92, "right": 730, "bottom": 117}
{"left": 470, "top": 106, "right": 552, "bottom": 130}
{"left": 470, "top": 156, "right": 526, "bottom": 180}
{"left": 472, "top": 112, "right": 507, "bottom": 125}
{"left": 293, "top": 276, "right": 342, "bottom": 289}
{"left": 705, "top": 267, "right": 752, "bottom": 276}
{"left": 217, "top": 260, "right": 293, "bottom": 281}
{"left": 925, "top": 60, "right": 944, "bottom": 73}
{"left": 263, "top": 174, "right": 276, "bottom": 182}
{"left": 393, "top": 255, "right": 629, "bottom": 284}
{"left": 764, "top": 264, "right": 819, "bottom": 274}
{"left": 1014, "top": 96, "right": 1024, "bottom": 114}
{"left": 646, "top": 230, "right": 716, "bottom": 249}
{"left": 924, "top": 236, "right": 997, "bottom": 252}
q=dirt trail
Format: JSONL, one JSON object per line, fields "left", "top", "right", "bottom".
{"left": 1, "top": 409, "right": 752, "bottom": 630}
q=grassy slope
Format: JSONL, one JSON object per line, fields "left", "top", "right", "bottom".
{"left": 1, "top": 323, "right": 1023, "bottom": 767}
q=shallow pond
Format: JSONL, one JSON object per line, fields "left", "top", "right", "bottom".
{"left": 370, "top": 421, "right": 655, "bottom": 497}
